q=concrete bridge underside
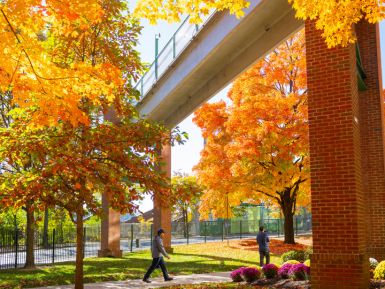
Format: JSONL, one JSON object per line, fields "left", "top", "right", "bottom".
{"left": 137, "top": 0, "right": 303, "bottom": 127}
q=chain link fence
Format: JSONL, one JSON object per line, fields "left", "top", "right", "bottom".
{"left": 0, "top": 215, "right": 312, "bottom": 269}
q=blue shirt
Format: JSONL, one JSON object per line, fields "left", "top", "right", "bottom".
{"left": 257, "top": 231, "right": 270, "bottom": 251}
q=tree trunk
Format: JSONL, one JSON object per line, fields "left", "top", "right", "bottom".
{"left": 183, "top": 207, "right": 188, "bottom": 238}
{"left": 43, "top": 208, "right": 49, "bottom": 249}
{"left": 24, "top": 202, "right": 35, "bottom": 268}
{"left": 75, "top": 212, "right": 84, "bottom": 289}
{"left": 280, "top": 189, "right": 296, "bottom": 244}
{"left": 283, "top": 208, "right": 295, "bottom": 244}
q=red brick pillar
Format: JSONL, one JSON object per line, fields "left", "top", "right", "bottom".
{"left": 98, "top": 194, "right": 122, "bottom": 257}
{"left": 356, "top": 22, "right": 385, "bottom": 260}
{"left": 153, "top": 143, "right": 172, "bottom": 251}
{"left": 305, "top": 20, "right": 369, "bottom": 289}
{"left": 98, "top": 107, "right": 122, "bottom": 258}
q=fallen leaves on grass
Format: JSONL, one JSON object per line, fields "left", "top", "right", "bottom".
{"left": 228, "top": 239, "right": 309, "bottom": 255}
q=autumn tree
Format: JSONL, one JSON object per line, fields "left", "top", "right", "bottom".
{"left": 0, "top": 1, "right": 186, "bottom": 288}
{"left": 0, "top": 0, "right": 144, "bottom": 271}
{"left": 194, "top": 31, "right": 309, "bottom": 244}
{"left": 0, "top": 107, "right": 183, "bottom": 288}
{"left": 134, "top": 0, "right": 385, "bottom": 47}
{"left": 0, "top": 0, "right": 141, "bottom": 127}
{"left": 171, "top": 174, "right": 204, "bottom": 236}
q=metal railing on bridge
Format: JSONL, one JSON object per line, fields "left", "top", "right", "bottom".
{"left": 134, "top": 12, "right": 216, "bottom": 100}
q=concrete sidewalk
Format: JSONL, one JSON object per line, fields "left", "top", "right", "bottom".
{"left": 32, "top": 272, "right": 231, "bottom": 289}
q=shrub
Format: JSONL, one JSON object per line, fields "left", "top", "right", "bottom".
{"left": 289, "top": 263, "right": 310, "bottom": 281}
{"left": 241, "top": 267, "right": 261, "bottom": 283}
{"left": 230, "top": 268, "right": 245, "bottom": 282}
{"left": 283, "top": 260, "right": 300, "bottom": 265}
{"left": 304, "top": 247, "right": 313, "bottom": 260}
{"left": 282, "top": 250, "right": 306, "bottom": 262}
{"left": 250, "top": 265, "right": 262, "bottom": 271}
{"left": 304, "top": 259, "right": 310, "bottom": 267}
{"left": 370, "top": 258, "right": 379, "bottom": 270}
{"left": 278, "top": 263, "right": 293, "bottom": 279}
{"left": 262, "top": 263, "right": 279, "bottom": 279}
{"left": 374, "top": 261, "right": 385, "bottom": 280}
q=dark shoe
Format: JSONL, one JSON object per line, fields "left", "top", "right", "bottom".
{"left": 165, "top": 277, "right": 174, "bottom": 281}
{"left": 143, "top": 279, "right": 151, "bottom": 283}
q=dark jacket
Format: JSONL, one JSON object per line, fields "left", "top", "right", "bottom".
{"left": 256, "top": 231, "right": 270, "bottom": 251}
{"left": 151, "top": 235, "right": 169, "bottom": 258}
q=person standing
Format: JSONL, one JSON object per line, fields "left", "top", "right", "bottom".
{"left": 256, "top": 226, "right": 270, "bottom": 266}
{"left": 143, "top": 228, "right": 174, "bottom": 283}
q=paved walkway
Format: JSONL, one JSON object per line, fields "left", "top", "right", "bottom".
{"left": 33, "top": 272, "right": 231, "bottom": 289}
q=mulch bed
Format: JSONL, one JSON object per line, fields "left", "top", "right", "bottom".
{"left": 250, "top": 278, "right": 385, "bottom": 289}
{"left": 229, "top": 239, "right": 309, "bottom": 255}
{"left": 252, "top": 279, "right": 310, "bottom": 289}
{"left": 370, "top": 280, "right": 385, "bottom": 289}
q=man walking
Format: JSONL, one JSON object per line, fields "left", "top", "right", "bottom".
{"left": 256, "top": 226, "right": 270, "bottom": 266}
{"left": 143, "top": 228, "right": 174, "bottom": 283}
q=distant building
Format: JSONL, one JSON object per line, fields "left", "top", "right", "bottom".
{"left": 122, "top": 210, "right": 153, "bottom": 223}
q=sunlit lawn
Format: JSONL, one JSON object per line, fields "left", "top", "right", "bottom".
{"left": 0, "top": 240, "right": 282, "bottom": 288}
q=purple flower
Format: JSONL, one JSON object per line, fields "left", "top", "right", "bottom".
{"left": 262, "top": 264, "right": 279, "bottom": 279}
{"left": 230, "top": 267, "right": 245, "bottom": 282}
{"left": 278, "top": 263, "right": 293, "bottom": 279}
{"left": 241, "top": 267, "right": 261, "bottom": 283}
{"left": 288, "top": 263, "right": 310, "bottom": 280}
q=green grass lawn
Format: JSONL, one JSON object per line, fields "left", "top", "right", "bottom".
{"left": 0, "top": 241, "right": 281, "bottom": 289}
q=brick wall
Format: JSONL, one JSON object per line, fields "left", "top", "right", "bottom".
{"left": 305, "top": 20, "right": 370, "bottom": 288}
{"left": 153, "top": 143, "right": 172, "bottom": 250}
{"left": 356, "top": 22, "right": 385, "bottom": 260}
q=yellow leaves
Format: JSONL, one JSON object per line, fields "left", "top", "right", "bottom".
{"left": 0, "top": 0, "right": 132, "bottom": 128}
{"left": 70, "top": 31, "right": 79, "bottom": 38}
{"left": 193, "top": 101, "right": 228, "bottom": 138}
{"left": 135, "top": 0, "right": 384, "bottom": 47}
{"left": 134, "top": 0, "right": 250, "bottom": 24}
{"left": 289, "top": 0, "right": 385, "bottom": 47}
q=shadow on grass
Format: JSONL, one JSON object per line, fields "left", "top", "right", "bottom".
{"left": 171, "top": 252, "right": 259, "bottom": 266}
{"left": 0, "top": 250, "right": 278, "bottom": 288}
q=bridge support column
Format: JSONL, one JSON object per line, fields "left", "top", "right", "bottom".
{"left": 356, "top": 22, "right": 385, "bottom": 260}
{"left": 153, "top": 143, "right": 172, "bottom": 251}
{"left": 98, "top": 193, "right": 122, "bottom": 258}
{"left": 98, "top": 108, "right": 122, "bottom": 258}
{"left": 305, "top": 20, "right": 385, "bottom": 289}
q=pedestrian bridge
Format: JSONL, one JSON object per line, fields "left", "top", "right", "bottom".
{"left": 131, "top": 3, "right": 385, "bottom": 288}
{"left": 135, "top": 0, "right": 303, "bottom": 127}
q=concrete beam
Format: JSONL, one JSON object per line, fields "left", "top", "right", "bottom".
{"left": 137, "top": 0, "right": 303, "bottom": 127}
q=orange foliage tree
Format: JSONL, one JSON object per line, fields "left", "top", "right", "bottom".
{"left": 0, "top": 0, "right": 142, "bottom": 272}
{"left": 0, "top": 0, "right": 142, "bottom": 127}
{"left": 0, "top": 107, "right": 179, "bottom": 288}
{"left": 194, "top": 31, "right": 309, "bottom": 244}
{"left": 0, "top": 1, "right": 186, "bottom": 288}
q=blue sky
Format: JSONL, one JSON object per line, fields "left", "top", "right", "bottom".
{"left": 129, "top": 10, "right": 230, "bottom": 211}
{"left": 130, "top": 2, "right": 385, "bottom": 211}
